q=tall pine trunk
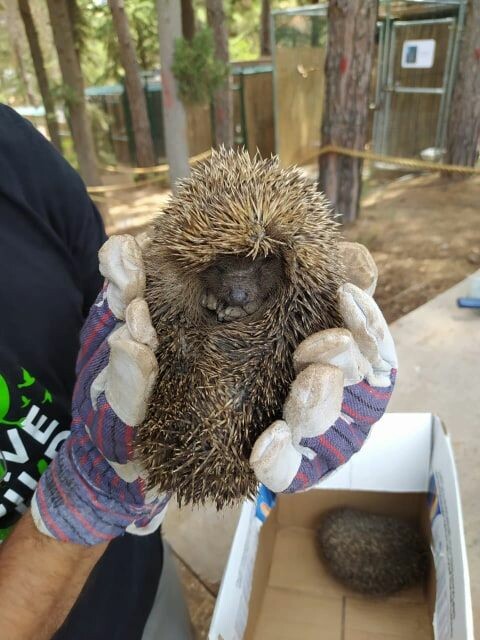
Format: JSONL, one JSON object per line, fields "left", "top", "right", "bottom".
{"left": 260, "top": 0, "right": 271, "bottom": 57}
{"left": 181, "top": 0, "right": 195, "bottom": 41}
{"left": 12, "top": 39, "right": 36, "bottom": 105}
{"left": 319, "top": 0, "right": 377, "bottom": 223}
{"left": 108, "top": 0, "right": 156, "bottom": 167}
{"left": 156, "top": 0, "right": 190, "bottom": 188}
{"left": 206, "top": 0, "right": 233, "bottom": 148}
{"left": 18, "top": 0, "right": 63, "bottom": 152}
{"left": 5, "top": 0, "right": 36, "bottom": 105}
{"left": 46, "top": 0, "right": 101, "bottom": 186}
{"left": 445, "top": 0, "right": 480, "bottom": 175}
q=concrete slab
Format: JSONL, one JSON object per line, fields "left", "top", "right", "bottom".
{"left": 388, "top": 271, "right": 480, "bottom": 634}
{"left": 173, "top": 555, "right": 216, "bottom": 640}
{"left": 163, "top": 501, "right": 241, "bottom": 587}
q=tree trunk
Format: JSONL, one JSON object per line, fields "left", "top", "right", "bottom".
{"left": 319, "top": 0, "right": 378, "bottom": 223}
{"left": 156, "top": 0, "right": 190, "bottom": 188}
{"left": 445, "top": 0, "right": 480, "bottom": 175}
{"left": 181, "top": 0, "right": 195, "bottom": 41}
{"left": 46, "top": 0, "right": 101, "bottom": 186}
{"left": 5, "top": 0, "right": 37, "bottom": 105}
{"left": 66, "top": 0, "right": 82, "bottom": 63}
{"left": 18, "top": 0, "right": 63, "bottom": 152}
{"left": 260, "top": 0, "right": 271, "bottom": 57}
{"left": 13, "top": 39, "right": 36, "bottom": 105}
{"left": 206, "top": 0, "right": 233, "bottom": 148}
{"left": 108, "top": 0, "right": 156, "bottom": 167}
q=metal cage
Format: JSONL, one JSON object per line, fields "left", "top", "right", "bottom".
{"left": 270, "top": 0, "right": 467, "bottom": 166}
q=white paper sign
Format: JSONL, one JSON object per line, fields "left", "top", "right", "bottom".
{"left": 401, "top": 39, "right": 436, "bottom": 68}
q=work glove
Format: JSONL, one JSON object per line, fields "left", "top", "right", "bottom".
{"left": 250, "top": 242, "right": 397, "bottom": 494}
{"left": 31, "top": 235, "right": 169, "bottom": 546}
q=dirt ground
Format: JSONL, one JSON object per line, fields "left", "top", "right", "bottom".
{"left": 345, "top": 172, "right": 480, "bottom": 322}
{"left": 98, "top": 170, "right": 480, "bottom": 638}
{"left": 100, "top": 170, "right": 480, "bottom": 324}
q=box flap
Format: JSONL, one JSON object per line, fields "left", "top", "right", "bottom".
{"left": 317, "top": 413, "right": 433, "bottom": 493}
{"left": 209, "top": 487, "right": 277, "bottom": 640}
{"left": 209, "top": 500, "right": 259, "bottom": 640}
{"left": 428, "top": 416, "right": 474, "bottom": 640}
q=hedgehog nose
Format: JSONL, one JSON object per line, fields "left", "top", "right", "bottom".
{"left": 229, "top": 288, "right": 248, "bottom": 306}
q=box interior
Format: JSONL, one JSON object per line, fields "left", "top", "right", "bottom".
{"left": 243, "top": 490, "right": 435, "bottom": 640}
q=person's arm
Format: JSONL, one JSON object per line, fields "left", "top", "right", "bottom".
{"left": 0, "top": 107, "right": 110, "bottom": 637}
{"left": 0, "top": 512, "right": 107, "bottom": 640}
{"left": 0, "top": 235, "right": 167, "bottom": 638}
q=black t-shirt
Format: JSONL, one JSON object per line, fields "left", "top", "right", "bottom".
{"left": 0, "top": 105, "right": 105, "bottom": 531}
{"left": 0, "top": 105, "right": 162, "bottom": 639}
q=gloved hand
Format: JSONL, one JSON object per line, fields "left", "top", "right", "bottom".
{"left": 250, "top": 242, "right": 397, "bottom": 494}
{"left": 31, "top": 235, "right": 169, "bottom": 546}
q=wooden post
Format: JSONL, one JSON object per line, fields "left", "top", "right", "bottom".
{"left": 181, "top": 0, "right": 195, "bottom": 41}
{"left": 260, "top": 0, "right": 271, "bottom": 57}
{"left": 319, "top": 0, "right": 378, "bottom": 223}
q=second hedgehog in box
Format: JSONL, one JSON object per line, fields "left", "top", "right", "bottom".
{"left": 316, "top": 507, "right": 429, "bottom": 597}
{"left": 136, "top": 149, "right": 344, "bottom": 508}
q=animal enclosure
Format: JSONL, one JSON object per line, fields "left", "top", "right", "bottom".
{"left": 86, "top": 63, "right": 275, "bottom": 168}
{"left": 271, "top": 5, "right": 328, "bottom": 167}
{"left": 232, "top": 62, "right": 275, "bottom": 158}
{"left": 86, "top": 78, "right": 212, "bottom": 166}
{"left": 373, "top": 0, "right": 466, "bottom": 159}
{"left": 271, "top": 0, "right": 467, "bottom": 167}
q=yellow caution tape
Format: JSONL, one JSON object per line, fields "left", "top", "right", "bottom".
{"left": 313, "top": 144, "right": 480, "bottom": 175}
{"left": 88, "top": 175, "right": 166, "bottom": 194}
{"left": 89, "top": 145, "right": 478, "bottom": 196}
{"left": 88, "top": 150, "right": 212, "bottom": 195}
{"left": 102, "top": 150, "right": 211, "bottom": 175}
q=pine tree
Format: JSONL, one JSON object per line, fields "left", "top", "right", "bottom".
{"left": 206, "top": 0, "right": 232, "bottom": 147}
{"left": 319, "top": 0, "right": 378, "bottom": 222}
{"left": 46, "top": 0, "right": 101, "bottom": 185}
{"left": 18, "top": 0, "right": 63, "bottom": 152}
{"left": 108, "top": 0, "right": 156, "bottom": 167}
{"left": 445, "top": 0, "right": 480, "bottom": 173}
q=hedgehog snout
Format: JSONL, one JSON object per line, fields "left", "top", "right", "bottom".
{"left": 198, "top": 253, "right": 284, "bottom": 322}
{"left": 228, "top": 287, "right": 249, "bottom": 306}
{"left": 200, "top": 286, "right": 261, "bottom": 322}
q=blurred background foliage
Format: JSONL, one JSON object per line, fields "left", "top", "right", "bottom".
{"left": 0, "top": 0, "right": 319, "bottom": 104}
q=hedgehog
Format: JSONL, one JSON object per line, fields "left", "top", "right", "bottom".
{"left": 135, "top": 148, "right": 344, "bottom": 508}
{"left": 316, "top": 507, "right": 429, "bottom": 597}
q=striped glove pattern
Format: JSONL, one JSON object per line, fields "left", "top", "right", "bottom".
{"left": 31, "top": 235, "right": 168, "bottom": 545}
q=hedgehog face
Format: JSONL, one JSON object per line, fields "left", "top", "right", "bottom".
{"left": 199, "top": 254, "right": 284, "bottom": 322}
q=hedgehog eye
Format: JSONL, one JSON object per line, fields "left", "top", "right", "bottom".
{"left": 261, "top": 255, "right": 276, "bottom": 269}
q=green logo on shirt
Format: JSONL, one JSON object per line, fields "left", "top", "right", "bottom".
{"left": 0, "top": 368, "right": 52, "bottom": 428}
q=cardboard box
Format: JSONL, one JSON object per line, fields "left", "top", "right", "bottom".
{"left": 209, "top": 414, "right": 474, "bottom": 640}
